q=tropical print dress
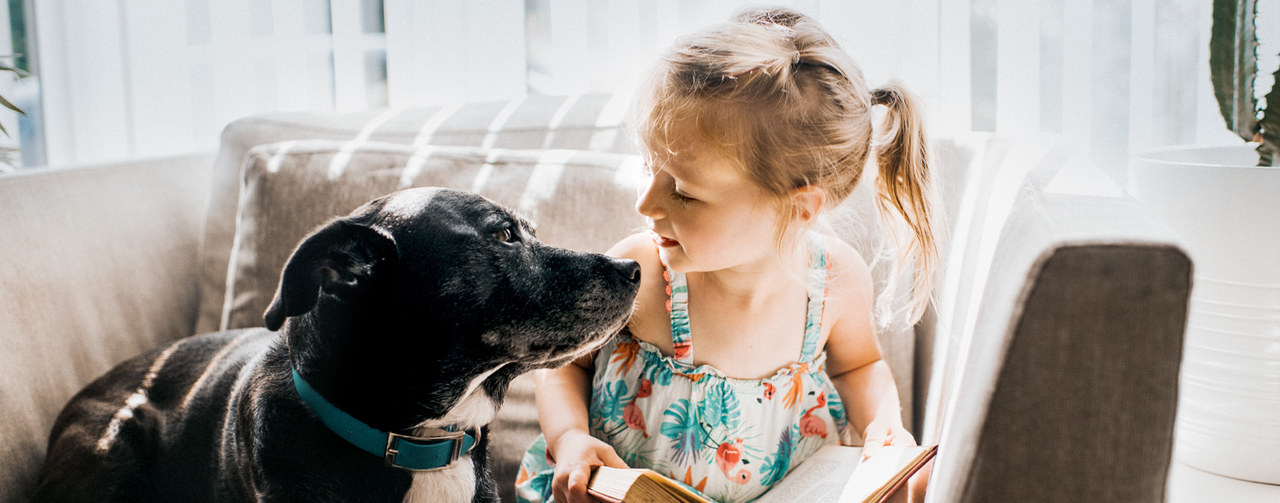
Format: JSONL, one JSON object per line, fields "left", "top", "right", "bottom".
{"left": 516, "top": 233, "right": 852, "bottom": 503}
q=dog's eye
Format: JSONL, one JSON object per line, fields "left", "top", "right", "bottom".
{"left": 494, "top": 228, "right": 516, "bottom": 243}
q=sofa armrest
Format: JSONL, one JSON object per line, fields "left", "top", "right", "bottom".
{"left": 0, "top": 153, "right": 213, "bottom": 502}
{"left": 926, "top": 143, "right": 1192, "bottom": 502}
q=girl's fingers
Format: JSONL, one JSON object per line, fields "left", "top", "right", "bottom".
{"left": 552, "top": 473, "right": 567, "bottom": 503}
{"left": 862, "top": 430, "right": 886, "bottom": 459}
{"left": 566, "top": 464, "right": 596, "bottom": 503}
{"left": 602, "top": 448, "right": 629, "bottom": 469}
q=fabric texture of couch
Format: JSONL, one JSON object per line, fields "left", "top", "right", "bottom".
{"left": 0, "top": 93, "right": 1191, "bottom": 502}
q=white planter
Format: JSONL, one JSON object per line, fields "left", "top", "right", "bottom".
{"left": 1130, "top": 145, "right": 1280, "bottom": 485}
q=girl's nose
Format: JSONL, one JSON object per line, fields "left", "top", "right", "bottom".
{"left": 635, "top": 178, "right": 665, "bottom": 219}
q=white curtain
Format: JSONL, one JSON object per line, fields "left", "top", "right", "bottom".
{"left": 24, "top": 0, "right": 1242, "bottom": 181}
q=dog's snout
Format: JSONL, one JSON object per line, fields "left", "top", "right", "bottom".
{"left": 614, "top": 259, "right": 641, "bottom": 284}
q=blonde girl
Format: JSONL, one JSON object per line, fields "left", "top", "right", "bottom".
{"left": 516, "top": 7, "right": 937, "bottom": 503}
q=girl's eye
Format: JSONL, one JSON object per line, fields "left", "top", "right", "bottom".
{"left": 494, "top": 228, "right": 516, "bottom": 243}
{"left": 671, "top": 187, "right": 697, "bottom": 204}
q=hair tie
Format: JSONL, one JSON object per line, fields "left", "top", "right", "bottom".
{"left": 871, "top": 88, "right": 896, "bottom": 107}
{"left": 792, "top": 51, "right": 802, "bottom": 66}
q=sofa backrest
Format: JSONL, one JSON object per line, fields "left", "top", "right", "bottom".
{"left": 0, "top": 154, "right": 213, "bottom": 501}
{"left": 920, "top": 136, "right": 1191, "bottom": 502}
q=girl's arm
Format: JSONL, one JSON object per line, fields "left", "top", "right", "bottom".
{"left": 534, "top": 354, "right": 595, "bottom": 458}
{"left": 828, "top": 356, "right": 913, "bottom": 454}
{"left": 821, "top": 239, "right": 916, "bottom": 456}
{"left": 535, "top": 233, "right": 654, "bottom": 503}
{"left": 534, "top": 356, "right": 628, "bottom": 503}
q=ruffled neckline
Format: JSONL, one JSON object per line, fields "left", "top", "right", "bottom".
{"left": 626, "top": 335, "right": 829, "bottom": 392}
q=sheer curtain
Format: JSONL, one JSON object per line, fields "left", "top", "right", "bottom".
{"left": 520, "top": 0, "right": 1240, "bottom": 183}
{"left": 15, "top": 0, "right": 1240, "bottom": 180}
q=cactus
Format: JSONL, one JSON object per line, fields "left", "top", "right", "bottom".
{"left": 1211, "top": 0, "right": 1280, "bottom": 165}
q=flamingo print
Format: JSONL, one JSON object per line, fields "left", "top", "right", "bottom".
{"left": 623, "top": 377, "right": 653, "bottom": 437}
{"left": 799, "top": 392, "right": 828, "bottom": 439}
{"left": 716, "top": 438, "right": 752, "bottom": 484}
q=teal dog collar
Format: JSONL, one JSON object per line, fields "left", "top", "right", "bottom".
{"left": 291, "top": 368, "right": 479, "bottom": 471}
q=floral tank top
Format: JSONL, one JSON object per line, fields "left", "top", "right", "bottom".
{"left": 516, "top": 233, "right": 852, "bottom": 503}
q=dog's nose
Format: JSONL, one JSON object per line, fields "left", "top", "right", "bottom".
{"left": 614, "top": 259, "right": 641, "bottom": 284}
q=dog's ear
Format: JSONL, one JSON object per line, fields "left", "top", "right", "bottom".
{"left": 263, "top": 219, "right": 399, "bottom": 331}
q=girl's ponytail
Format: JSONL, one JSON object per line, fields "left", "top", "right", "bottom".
{"left": 870, "top": 82, "right": 938, "bottom": 324}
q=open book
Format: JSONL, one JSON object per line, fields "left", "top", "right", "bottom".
{"left": 588, "top": 444, "right": 936, "bottom": 503}
{"left": 755, "top": 444, "right": 937, "bottom": 503}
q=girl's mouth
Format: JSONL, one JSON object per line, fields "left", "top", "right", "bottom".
{"left": 653, "top": 233, "right": 680, "bottom": 248}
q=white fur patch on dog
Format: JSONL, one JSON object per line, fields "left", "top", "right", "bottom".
{"left": 382, "top": 188, "right": 442, "bottom": 221}
{"left": 402, "top": 364, "right": 504, "bottom": 503}
{"left": 403, "top": 457, "right": 475, "bottom": 503}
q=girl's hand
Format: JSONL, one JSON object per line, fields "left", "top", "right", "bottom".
{"left": 861, "top": 420, "right": 916, "bottom": 460}
{"left": 549, "top": 429, "right": 629, "bottom": 503}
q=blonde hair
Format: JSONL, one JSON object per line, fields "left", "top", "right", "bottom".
{"left": 635, "top": 7, "right": 938, "bottom": 323}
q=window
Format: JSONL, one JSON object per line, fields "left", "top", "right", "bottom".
{"left": 2, "top": 0, "right": 1244, "bottom": 183}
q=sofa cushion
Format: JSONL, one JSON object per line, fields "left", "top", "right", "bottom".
{"left": 197, "top": 95, "right": 634, "bottom": 335}
{"left": 223, "top": 141, "right": 646, "bottom": 330}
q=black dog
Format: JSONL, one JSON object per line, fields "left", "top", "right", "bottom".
{"left": 33, "top": 187, "right": 640, "bottom": 502}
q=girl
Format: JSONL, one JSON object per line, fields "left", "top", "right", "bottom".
{"left": 517, "top": 7, "right": 937, "bottom": 503}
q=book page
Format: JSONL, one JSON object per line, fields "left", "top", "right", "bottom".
{"left": 589, "top": 467, "right": 711, "bottom": 503}
{"left": 753, "top": 445, "right": 863, "bottom": 503}
{"left": 838, "top": 445, "right": 935, "bottom": 503}
{"left": 645, "top": 471, "right": 712, "bottom": 503}
{"left": 588, "top": 467, "right": 646, "bottom": 502}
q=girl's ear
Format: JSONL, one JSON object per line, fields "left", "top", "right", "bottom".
{"left": 790, "top": 185, "right": 825, "bottom": 223}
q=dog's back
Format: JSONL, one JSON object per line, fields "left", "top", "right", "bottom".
{"left": 33, "top": 329, "right": 277, "bottom": 501}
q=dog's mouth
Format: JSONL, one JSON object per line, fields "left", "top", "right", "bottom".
{"left": 517, "top": 309, "right": 633, "bottom": 368}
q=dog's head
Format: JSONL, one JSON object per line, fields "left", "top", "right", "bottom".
{"left": 264, "top": 187, "right": 639, "bottom": 426}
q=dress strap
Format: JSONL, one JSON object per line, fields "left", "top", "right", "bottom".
{"left": 799, "top": 232, "right": 829, "bottom": 363}
{"left": 664, "top": 266, "right": 694, "bottom": 365}
{"left": 664, "top": 233, "right": 828, "bottom": 366}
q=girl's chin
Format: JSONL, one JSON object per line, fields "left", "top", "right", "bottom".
{"left": 658, "top": 249, "right": 714, "bottom": 274}
{"left": 657, "top": 247, "right": 687, "bottom": 271}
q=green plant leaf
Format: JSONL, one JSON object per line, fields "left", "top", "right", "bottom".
{"left": 0, "top": 92, "right": 24, "bottom": 116}
{"left": 1210, "top": 0, "right": 1260, "bottom": 142}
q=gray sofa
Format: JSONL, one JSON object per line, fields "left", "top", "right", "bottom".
{"left": 0, "top": 94, "right": 1191, "bottom": 502}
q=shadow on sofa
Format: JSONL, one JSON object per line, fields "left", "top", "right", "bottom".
{"left": 0, "top": 94, "right": 1190, "bottom": 502}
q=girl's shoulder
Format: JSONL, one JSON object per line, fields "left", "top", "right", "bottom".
{"left": 607, "top": 232, "right": 660, "bottom": 261}
{"left": 606, "top": 233, "right": 672, "bottom": 350}
{"left": 815, "top": 232, "right": 871, "bottom": 282}
{"left": 814, "top": 232, "right": 875, "bottom": 318}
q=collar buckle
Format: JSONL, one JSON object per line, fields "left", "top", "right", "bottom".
{"left": 384, "top": 426, "right": 480, "bottom": 472}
